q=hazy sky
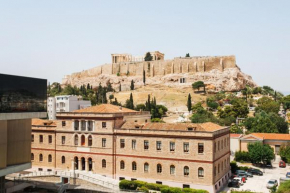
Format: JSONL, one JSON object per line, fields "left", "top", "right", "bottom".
{"left": 1, "top": 1, "right": 289, "bottom": 93}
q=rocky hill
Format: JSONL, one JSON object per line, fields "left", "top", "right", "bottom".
{"left": 62, "top": 55, "right": 257, "bottom": 93}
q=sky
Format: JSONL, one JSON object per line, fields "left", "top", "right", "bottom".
{"left": 0, "top": 1, "right": 289, "bottom": 94}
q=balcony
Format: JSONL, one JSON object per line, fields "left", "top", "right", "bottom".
{"left": 0, "top": 74, "right": 47, "bottom": 119}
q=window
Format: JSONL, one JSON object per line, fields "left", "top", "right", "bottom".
{"left": 156, "top": 141, "right": 161, "bottom": 150}
{"left": 102, "top": 138, "right": 106, "bottom": 147}
{"left": 170, "top": 165, "right": 175, "bottom": 175}
{"left": 74, "top": 120, "right": 79, "bottom": 130}
{"left": 39, "top": 135, "right": 43, "bottom": 143}
{"left": 48, "top": 154, "right": 52, "bottom": 162}
{"left": 31, "top": 153, "right": 34, "bottom": 160}
{"left": 218, "top": 141, "right": 220, "bottom": 151}
{"left": 157, "top": 164, "right": 162, "bottom": 173}
{"left": 120, "top": 139, "right": 125, "bottom": 148}
{"left": 119, "top": 177, "right": 125, "bottom": 180}
{"left": 144, "top": 140, "right": 149, "bottom": 150}
{"left": 218, "top": 164, "right": 220, "bottom": 174}
{"left": 221, "top": 140, "right": 223, "bottom": 149}
{"left": 47, "top": 169, "right": 52, "bottom": 172}
{"left": 224, "top": 160, "right": 226, "bottom": 170}
{"left": 62, "top": 121, "right": 66, "bottom": 127}
{"left": 144, "top": 163, "right": 149, "bottom": 172}
{"left": 39, "top": 154, "right": 43, "bottom": 162}
{"left": 81, "top": 135, "right": 85, "bottom": 146}
{"left": 62, "top": 156, "right": 65, "bottom": 164}
{"left": 156, "top": 181, "right": 162, "bottom": 184}
{"left": 38, "top": 168, "right": 43, "bottom": 171}
{"left": 224, "top": 139, "right": 226, "bottom": 148}
{"left": 183, "top": 184, "right": 190, "bottom": 189}
{"left": 88, "top": 135, "right": 92, "bottom": 146}
{"left": 62, "top": 136, "right": 65, "bottom": 145}
{"left": 74, "top": 135, "right": 78, "bottom": 146}
{"left": 31, "top": 135, "right": 34, "bottom": 142}
{"left": 170, "top": 142, "right": 175, "bottom": 152}
{"left": 102, "top": 159, "right": 106, "bottom": 168}
{"left": 184, "top": 166, "right": 189, "bottom": 176}
{"left": 120, "top": 161, "right": 125, "bottom": 169}
{"left": 221, "top": 161, "right": 223, "bottom": 171}
{"left": 81, "top": 121, "right": 86, "bottom": 131}
{"left": 48, "top": 135, "right": 52, "bottom": 144}
{"left": 198, "top": 167, "right": 204, "bottom": 177}
{"left": 198, "top": 143, "right": 204, "bottom": 154}
{"left": 183, "top": 142, "right": 189, "bottom": 153}
{"left": 214, "top": 142, "right": 216, "bottom": 153}
{"left": 102, "top": 122, "right": 106, "bottom": 128}
{"left": 132, "top": 140, "right": 136, "bottom": 149}
{"left": 214, "top": 166, "right": 216, "bottom": 176}
{"left": 88, "top": 121, "right": 93, "bottom": 131}
{"left": 132, "top": 162, "right": 137, "bottom": 171}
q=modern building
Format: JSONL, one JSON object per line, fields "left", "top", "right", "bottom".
{"left": 0, "top": 73, "right": 47, "bottom": 193}
{"left": 47, "top": 95, "right": 91, "bottom": 120}
{"left": 31, "top": 104, "right": 230, "bottom": 193}
{"left": 240, "top": 133, "right": 290, "bottom": 155}
{"left": 230, "top": 134, "right": 243, "bottom": 155}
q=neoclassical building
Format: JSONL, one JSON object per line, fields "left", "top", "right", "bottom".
{"left": 31, "top": 104, "right": 230, "bottom": 193}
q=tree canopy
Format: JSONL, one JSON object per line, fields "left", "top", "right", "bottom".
{"left": 255, "top": 96, "right": 280, "bottom": 114}
{"left": 144, "top": 52, "right": 153, "bottom": 61}
{"left": 185, "top": 53, "right": 190, "bottom": 57}
{"left": 192, "top": 81, "right": 205, "bottom": 91}
{"left": 247, "top": 142, "right": 275, "bottom": 164}
{"left": 187, "top": 93, "right": 192, "bottom": 112}
{"left": 217, "top": 98, "right": 249, "bottom": 119}
{"left": 279, "top": 143, "right": 290, "bottom": 163}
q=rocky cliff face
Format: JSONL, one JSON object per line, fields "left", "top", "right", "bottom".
{"left": 62, "top": 58, "right": 257, "bottom": 92}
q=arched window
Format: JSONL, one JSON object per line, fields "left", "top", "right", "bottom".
{"left": 198, "top": 167, "right": 204, "bottom": 177}
{"left": 157, "top": 164, "right": 162, "bottom": 173}
{"left": 74, "top": 135, "right": 78, "bottom": 146}
{"left": 184, "top": 166, "right": 189, "bottom": 176}
{"left": 39, "top": 154, "right": 43, "bottom": 162}
{"left": 132, "top": 162, "right": 137, "bottom": 171}
{"left": 88, "top": 135, "right": 92, "bottom": 146}
{"left": 120, "top": 161, "right": 125, "bottom": 169}
{"left": 170, "top": 165, "right": 175, "bottom": 175}
{"left": 144, "top": 162, "right": 149, "bottom": 172}
{"left": 81, "top": 135, "right": 85, "bottom": 146}
{"left": 102, "top": 159, "right": 106, "bottom": 168}
{"left": 48, "top": 154, "right": 52, "bottom": 162}
{"left": 31, "top": 153, "right": 34, "bottom": 161}
{"left": 62, "top": 156, "right": 65, "bottom": 164}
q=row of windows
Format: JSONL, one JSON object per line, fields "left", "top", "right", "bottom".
{"left": 74, "top": 120, "right": 101, "bottom": 131}
{"left": 214, "top": 137, "right": 230, "bottom": 153}
{"left": 32, "top": 153, "right": 66, "bottom": 164}
{"left": 32, "top": 134, "right": 53, "bottom": 144}
{"left": 214, "top": 157, "right": 230, "bottom": 177}
{"left": 120, "top": 139, "right": 204, "bottom": 154}
{"left": 122, "top": 161, "right": 204, "bottom": 177}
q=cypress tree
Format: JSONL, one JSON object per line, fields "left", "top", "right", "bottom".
{"left": 143, "top": 70, "right": 146, "bottom": 85}
{"left": 187, "top": 93, "right": 192, "bottom": 112}
{"left": 130, "top": 80, "right": 134, "bottom": 90}
{"left": 130, "top": 93, "right": 134, "bottom": 109}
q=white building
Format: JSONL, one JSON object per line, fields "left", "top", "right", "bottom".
{"left": 47, "top": 95, "right": 91, "bottom": 120}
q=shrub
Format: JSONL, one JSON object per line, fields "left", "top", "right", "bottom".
{"left": 230, "top": 161, "right": 239, "bottom": 173}
{"left": 138, "top": 186, "right": 149, "bottom": 193}
{"left": 234, "top": 151, "right": 251, "bottom": 162}
{"left": 119, "top": 180, "right": 136, "bottom": 190}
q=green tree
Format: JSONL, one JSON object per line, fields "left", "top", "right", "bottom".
{"left": 192, "top": 81, "right": 205, "bottom": 92}
{"left": 185, "top": 53, "right": 190, "bottom": 57}
{"left": 247, "top": 142, "right": 275, "bottom": 164}
{"left": 187, "top": 93, "right": 192, "bottom": 112}
{"left": 206, "top": 97, "right": 219, "bottom": 110}
{"left": 130, "top": 80, "right": 134, "bottom": 90}
{"left": 125, "top": 93, "right": 134, "bottom": 110}
{"left": 143, "top": 70, "right": 146, "bottom": 85}
{"left": 281, "top": 95, "right": 290, "bottom": 110}
{"left": 217, "top": 99, "right": 249, "bottom": 119}
{"left": 144, "top": 52, "right": 153, "bottom": 61}
{"left": 230, "top": 124, "right": 243, "bottom": 134}
{"left": 277, "top": 179, "right": 290, "bottom": 193}
{"left": 190, "top": 106, "right": 219, "bottom": 124}
{"left": 256, "top": 97, "right": 280, "bottom": 114}
{"left": 135, "top": 104, "right": 146, "bottom": 111}
{"left": 279, "top": 143, "right": 290, "bottom": 163}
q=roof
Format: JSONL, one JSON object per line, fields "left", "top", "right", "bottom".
{"left": 242, "top": 133, "right": 290, "bottom": 141}
{"left": 32, "top": 119, "right": 56, "bottom": 126}
{"left": 230, "top": 134, "right": 243, "bottom": 138}
{"left": 74, "top": 104, "right": 137, "bottom": 113}
{"left": 121, "top": 122, "right": 224, "bottom": 132}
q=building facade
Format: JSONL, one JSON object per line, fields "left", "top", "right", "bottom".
{"left": 47, "top": 95, "right": 91, "bottom": 120}
{"left": 31, "top": 104, "right": 230, "bottom": 193}
{"left": 0, "top": 73, "right": 47, "bottom": 193}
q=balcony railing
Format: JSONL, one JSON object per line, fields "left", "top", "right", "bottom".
{"left": 0, "top": 74, "right": 47, "bottom": 113}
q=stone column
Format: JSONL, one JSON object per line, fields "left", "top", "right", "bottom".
{"left": 85, "top": 160, "right": 89, "bottom": 172}
{"left": 171, "top": 63, "right": 174, "bottom": 74}
{"left": 92, "top": 161, "right": 95, "bottom": 173}
{"left": 220, "top": 58, "right": 223, "bottom": 71}
{"left": 78, "top": 160, "right": 81, "bottom": 170}
{"left": 194, "top": 62, "right": 197, "bottom": 72}
{"left": 79, "top": 120, "right": 81, "bottom": 131}
{"left": 85, "top": 121, "right": 88, "bottom": 131}
{"left": 187, "top": 63, "right": 189, "bottom": 73}
{"left": 71, "top": 160, "right": 75, "bottom": 170}
{"left": 202, "top": 61, "right": 205, "bottom": 72}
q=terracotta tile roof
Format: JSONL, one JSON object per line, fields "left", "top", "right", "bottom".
{"left": 74, "top": 104, "right": 137, "bottom": 113}
{"left": 32, "top": 119, "right": 56, "bottom": 126}
{"left": 121, "top": 122, "right": 224, "bottom": 132}
{"left": 250, "top": 133, "right": 290, "bottom": 141}
{"left": 230, "top": 134, "right": 243, "bottom": 138}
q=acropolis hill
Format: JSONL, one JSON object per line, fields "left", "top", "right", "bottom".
{"left": 62, "top": 52, "right": 257, "bottom": 93}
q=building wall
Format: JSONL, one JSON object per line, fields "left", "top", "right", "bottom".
{"left": 0, "top": 121, "right": 7, "bottom": 169}
{"left": 6, "top": 119, "right": 31, "bottom": 166}
{"left": 230, "top": 138, "right": 240, "bottom": 154}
